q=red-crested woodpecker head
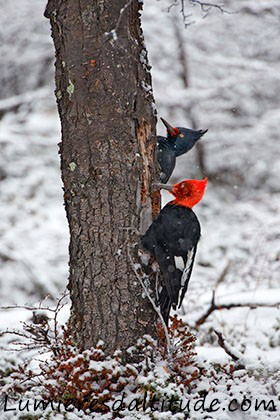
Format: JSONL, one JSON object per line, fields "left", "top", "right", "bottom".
{"left": 161, "top": 117, "right": 180, "bottom": 137}
{"left": 158, "top": 177, "right": 208, "bottom": 208}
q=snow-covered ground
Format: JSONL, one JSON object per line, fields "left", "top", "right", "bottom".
{"left": 143, "top": 0, "right": 280, "bottom": 370}
{"left": 0, "top": 0, "right": 279, "bottom": 418}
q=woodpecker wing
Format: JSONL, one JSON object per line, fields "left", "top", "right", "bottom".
{"left": 157, "top": 136, "right": 176, "bottom": 183}
{"left": 178, "top": 245, "right": 197, "bottom": 308}
{"left": 158, "top": 244, "right": 196, "bottom": 321}
{"left": 159, "top": 287, "right": 172, "bottom": 325}
{"left": 141, "top": 204, "right": 201, "bottom": 321}
{"left": 154, "top": 243, "right": 183, "bottom": 309}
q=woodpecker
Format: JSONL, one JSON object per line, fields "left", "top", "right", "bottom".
{"left": 141, "top": 177, "right": 208, "bottom": 324}
{"left": 157, "top": 134, "right": 176, "bottom": 184}
{"left": 157, "top": 118, "right": 208, "bottom": 183}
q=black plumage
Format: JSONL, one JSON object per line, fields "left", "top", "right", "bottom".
{"left": 157, "top": 117, "right": 208, "bottom": 184}
{"left": 141, "top": 204, "right": 201, "bottom": 324}
{"left": 157, "top": 136, "right": 176, "bottom": 184}
{"left": 173, "top": 127, "right": 208, "bottom": 157}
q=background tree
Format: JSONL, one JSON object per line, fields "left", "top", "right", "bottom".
{"left": 45, "top": 0, "right": 160, "bottom": 354}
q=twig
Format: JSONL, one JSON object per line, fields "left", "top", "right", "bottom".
{"left": 214, "top": 330, "right": 245, "bottom": 369}
{"left": 195, "top": 290, "right": 216, "bottom": 327}
{"left": 52, "top": 292, "right": 69, "bottom": 348}
{"left": 0, "top": 292, "right": 69, "bottom": 354}
{"left": 128, "top": 249, "right": 172, "bottom": 353}
{"left": 167, "top": 1, "right": 179, "bottom": 13}
{"left": 195, "top": 290, "right": 280, "bottom": 327}
{"left": 0, "top": 292, "right": 69, "bottom": 313}
{"left": 167, "top": 0, "right": 235, "bottom": 27}
{"left": 189, "top": 0, "right": 232, "bottom": 15}
{"left": 215, "top": 260, "right": 231, "bottom": 288}
{"left": 0, "top": 305, "right": 54, "bottom": 312}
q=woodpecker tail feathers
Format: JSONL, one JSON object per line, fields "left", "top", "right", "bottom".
{"left": 159, "top": 288, "right": 172, "bottom": 326}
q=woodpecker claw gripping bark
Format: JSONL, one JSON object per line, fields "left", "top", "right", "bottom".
{"left": 157, "top": 117, "right": 208, "bottom": 183}
{"left": 141, "top": 178, "right": 208, "bottom": 325}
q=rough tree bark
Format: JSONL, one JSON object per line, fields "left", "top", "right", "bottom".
{"left": 45, "top": 0, "right": 160, "bottom": 354}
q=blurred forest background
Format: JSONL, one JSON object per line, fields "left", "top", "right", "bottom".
{"left": 0, "top": 0, "right": 279, "bottom": 400}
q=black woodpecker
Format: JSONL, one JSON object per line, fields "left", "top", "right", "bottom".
{"left": 141, "top": 177, "right": 208, "bottom": 324}
{"left": 157, "top": 117, "right": 208, "bottom": 183}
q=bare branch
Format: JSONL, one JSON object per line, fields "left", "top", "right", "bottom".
{"left": 195, "top": 290, "right": 280, "bottom": 327}
{"left": 167, "top": 0, "right": 235, "bottom": 27}
{"left": 195, "top": 290, "right": 216, "bottom": 327}
{"left": 189, "top": 0, "right": 232, "bottom": 15}
{"left": 167, "top": 1, "right": 179, "bottom": 13}
{"left": 0, "top": 291, "right": 69, "bottom": 313}
{"left": 0, "top": 304, "right": 53, "bottom": 312}
{"left": 214, "top": 260, "right": 231, "bottom": 288}
{"left": 0, "top": 325, "right": 50, "bottom": 352}
{"left": 214, "top": 330, "right": 245, "bottom": 369}
{"left": 0, "top": 292, "right": 69, "bottom": 354}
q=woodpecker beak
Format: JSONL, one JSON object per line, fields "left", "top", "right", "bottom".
{"left": 155, "top": 183, "right": 173, "bottom": 191}
{"left": 203, "top": 177, "right": 208, "bottom": 185}
{"left": 160, "top": 117, "right": 179, "bottom": 137}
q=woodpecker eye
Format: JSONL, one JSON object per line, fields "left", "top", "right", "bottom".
{"left": 179, "top": 134, "right": 184, "bottom": 138}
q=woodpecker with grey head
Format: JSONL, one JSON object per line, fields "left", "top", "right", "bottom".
{"left": 141, "top": 177, "right": 208, "bottom": 324}
{"left": 157, "top": 117, "right": 208, "bottom": 183}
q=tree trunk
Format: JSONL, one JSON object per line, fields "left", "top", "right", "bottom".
{"left": 45, "top": 0, "right": 159, "bottom": 354}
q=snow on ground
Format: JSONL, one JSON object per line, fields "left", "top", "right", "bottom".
{"left": 142, "top": 0, "right": 280, "bottom": 376}
{"left": 0, "top": 0, "right": 279, "bottom": 418}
